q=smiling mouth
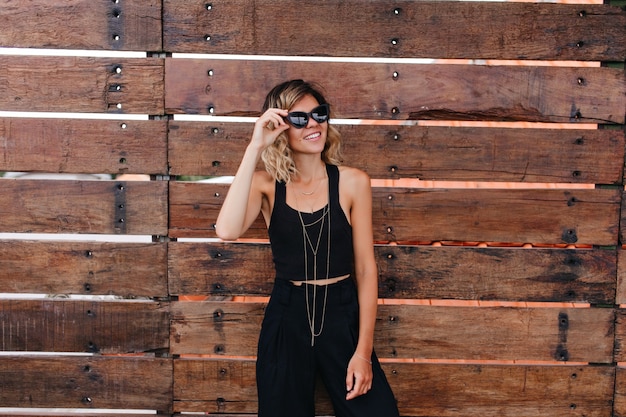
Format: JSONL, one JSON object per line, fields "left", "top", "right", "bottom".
{"left": 304, "top": 132, "right": 321, "bottom": 141}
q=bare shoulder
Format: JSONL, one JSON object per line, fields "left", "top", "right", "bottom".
{"left": 338, "top": 165, "right": 371, "bottom": 191}
{"left": 252, "top": 170, "right": 275, "bottom": 192}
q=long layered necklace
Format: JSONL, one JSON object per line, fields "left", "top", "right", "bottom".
{"left": 293, "top": 175, "right": 331, "bottom": 346}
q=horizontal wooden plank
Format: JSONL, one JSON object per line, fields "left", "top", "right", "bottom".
{"left": 0, "top": 355, "right": 172, "bottom": 412}
{"left": 171, "top": 301, "right": 614, "bottom": 362}
{"left": 0, "top": 56, "right": 164, "bottom": 114}
{"left": 0, "top": 240, "right": 167, "bottom": 297}
{"left": 0, "top": 118, "right": 168, "bottom": 175}
{"left": 169, "top": 122, "right": 624, "bottom": 184}
{"left": 174, "top": 359, "right": 614, "bottom": 416}
{"left": 0, "top": 180, "right": 168, "bottom": 235}
{"left": 0, "top": 300, "right": 169, "bottom": 353}
{"left": 163, "top": 1, "right": 626, "bottom": 61}
{"left": 169, "top": 242, "right": 616, "bottom": 303}
{"left": 165, "top": 59, "right": 626, "bottom": 124}
{"left": 169, "top": 184, "right": 621, "bottom": 245}
{"left": 0, "top": 0, "right": 162, "bottom": 51}
{"left": 371, "top": 188, "right": 620, "bottom": 245}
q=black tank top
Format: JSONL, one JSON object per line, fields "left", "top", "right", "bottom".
{"left": 268, "top": 164, "right": 353, "bottom": 281}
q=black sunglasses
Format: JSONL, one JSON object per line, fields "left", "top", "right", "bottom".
{"left": 284, "top": 104, "right": 330, "bottom": 129}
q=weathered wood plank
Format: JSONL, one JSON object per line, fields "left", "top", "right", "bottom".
{"left": 169, "top": 122, "right": 624, "bottom": 184}
{"left": 372, "top": 188, "right": 619, "bottom": 245}
{"left": 0, "top": 56, "right": 164, "bottom": 114}
{"left": 163, "top": 1, "right": 626, "bottom": 61}
{"left": 614, "top": 366, "right": 626, "bottom": 417}
{"left": 168, "top": 242, "right": 616, "bottom": 304}
{"left": 611, "top": 309, "right": 626, "bottom": 363}
{"left": 0, "top": 180, "right": 168, "bottom": 235}
{"left": 174, "top": 359, "right": 614, "bottom": 416}
{"left": 0, "top": 240, "right": 167, "bottom": 297}
{"left": 171, "top": 301, "right": 613, "bottom": 362}
{"left": 617, "top": 250, "right": 626, "bottom": 305}
{"left": 0, "top": 118, "right": 167, "bottom": 175}
{"left": 619, "top": 194, "right": 626, "bottom": 249}
{"left": 169, "top": 184, "right": 621, "bottom": 245}
{"left": 0, "top": 300, "right": 169, "bottom": 353}
{"left": 0, "top": 355, "right": 172, "bottom": 412}
{"left": 0, "top": 0, "right": 162, "bottom": 51}
{"left": 165, "top": 59, "right": 626, "bottom": 124}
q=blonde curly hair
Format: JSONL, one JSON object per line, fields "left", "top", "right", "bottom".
{"left": 261, "top": 79, "right": 343, "bottom": 183}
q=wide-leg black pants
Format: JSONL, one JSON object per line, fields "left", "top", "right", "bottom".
{"left": 256, "top": 278, "right": 400, "bottom": 417}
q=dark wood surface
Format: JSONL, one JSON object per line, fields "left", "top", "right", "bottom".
{"left": 174, "top": 359, "right": 614, "bottom": 416}
{"left": 169, "top": 242, "right": 616, "bottom": 303}
{"left": 0, "top": 180, "right": 168, "bottom": 235}
{"left": 165, "top": 59, "right": 626, "bottom": 124}
{"left": 163, "top": 1, "right": 626, "bottom": 61}
{"left": 0, "top": 300, "right": 169, "bottom": 353}
{"left": 171, "top": 301, "right": 613, "bottom": 362}
{"left": 0, "top": 0, "right": 162, "bottom": 51}
{"left": 169, "top": 183, "right": 621, "bottom": 245}
{"left": 0, "top": 240, "right": 167, "bottom": 297}
{"left": 0, "top": 355, "right": 172, "bottom": 412}
{"left": 169, "top": 122, "right": 625, "bottom": 183}
{"left": 0, "top": 56, "right": 164, "bottom": 114}
{"left": 0, "top": 118, "right": 168, "bottom": 175}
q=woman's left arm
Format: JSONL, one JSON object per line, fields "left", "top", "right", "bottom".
{"left": 343, "top": 167, "right": 378, "bottom": 400}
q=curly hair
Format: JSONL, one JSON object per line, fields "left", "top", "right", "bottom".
{"left": 261, "top": 79, "right": 343, "bottom": 183}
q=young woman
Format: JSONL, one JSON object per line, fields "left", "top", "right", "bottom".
{"left": 216, "top": 79, "right": 399, "bottom": 417}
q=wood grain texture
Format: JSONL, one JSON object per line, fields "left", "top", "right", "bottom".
{"left": 169, "top": 183, "right": 621, "bottom": 245}
{"left": 165, "top": 59, "right": 626, "bottom": 124}
{"left": 0, "top": 180, "right": 168, "bottom": 235}
{"left": 0, "top": 300, "right": 169, "bottom": 353}
{"left": 0, "top": 0, "right": 162, "bottom": 51}
{"left": 0, "top": 56, "right": 164, "bottom": 114}
{"left": 0, "top": 118, "right": 168, "bottom": 175}
{"left": 163, "top": 1, "right": 626, "bottom": 61}
{"left": 0, "top": 240, "right": 167, "bottom": 297}
{"left": 171, "top": 301, "right": 613, "bottom": 362}
{"left": 173, "top": 359, "right": 614, "bottom": 416}
{"left": 617, "top": 250, "right": 626, "bottom": 305}
{"left": 169, "top": 242, "right": 616, "bottom": 304}
{"left": 169, "top": 122, "right": 624, "bottom": 184}
{"left": 0, "top": 355, "right": 172, "bottom": 412}
{"left": 614, "top": 366, "right": 626, "bottom": 417}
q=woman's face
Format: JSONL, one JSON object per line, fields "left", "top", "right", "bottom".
{"left": 285, "top": 94, "right": 328, "bottom": 155}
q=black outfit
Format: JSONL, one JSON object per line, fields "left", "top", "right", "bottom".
{"left": 257, "top": 164, "right": 399, "bottom": 417}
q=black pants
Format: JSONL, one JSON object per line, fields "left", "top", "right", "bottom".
{"left": 256, "top": 278, "right": 400, "bottom": 417}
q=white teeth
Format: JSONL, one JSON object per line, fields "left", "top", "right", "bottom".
{"left": 304, "top": 132, "right": 320, "bottom": 141}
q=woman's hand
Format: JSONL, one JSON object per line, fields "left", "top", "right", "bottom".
{"left": 345, "top": 352, "right": 373, "bottom": 400}
{"left": 250, "top": 108, "right": 290, "bottom": 151}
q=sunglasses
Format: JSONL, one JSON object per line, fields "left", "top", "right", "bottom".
{"left": 284, "top": 104, "right": 330, "bottom": 129}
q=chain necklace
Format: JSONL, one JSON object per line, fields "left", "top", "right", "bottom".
{"left": 297, "top": 176, "right": 324, "bottom": 196}
{"left": 293, "top": 182, "right": 331, "bottom": 347}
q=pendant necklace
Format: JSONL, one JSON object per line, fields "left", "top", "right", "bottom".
{"left": 294, "top": 181, "right": 331, "bottom": 346}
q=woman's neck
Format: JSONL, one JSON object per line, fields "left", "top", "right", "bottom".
{"left": 293, "top": 156, "right": 325, "bottom": 184}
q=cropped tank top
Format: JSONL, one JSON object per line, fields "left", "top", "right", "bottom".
{"left": 268, "top": 164, "right": 354, "bottom": 281}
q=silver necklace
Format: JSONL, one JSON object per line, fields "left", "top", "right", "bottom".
{"left": 294, "top": 183, "right": 331, "bottom": 346}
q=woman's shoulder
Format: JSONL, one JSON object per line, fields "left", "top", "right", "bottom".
{"left": 252, "top": 170, "right": 276, "bottom": 193}
{"left": 338, "top": 165, "right": 371, "bottom": 186}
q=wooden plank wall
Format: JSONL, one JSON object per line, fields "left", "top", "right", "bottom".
{"left": 1, "top": 0, "right": 625, "bottom": 416}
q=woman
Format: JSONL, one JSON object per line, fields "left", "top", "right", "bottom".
{"left": 216, "top": 79, "right": 399, "bottom": 417}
